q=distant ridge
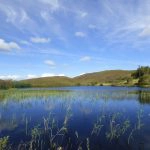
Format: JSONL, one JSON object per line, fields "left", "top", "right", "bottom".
{"left": 21, "top": 70, "right": 134, "bottom": 87}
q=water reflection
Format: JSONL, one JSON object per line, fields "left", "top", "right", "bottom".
{"left": 0, "top": 87, "right": 149, "bottom": 150}
{"left": 138, "top": 91, "right": 150, "bottom": 104}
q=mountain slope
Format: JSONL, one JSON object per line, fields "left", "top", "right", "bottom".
{"left": 73, "top": 70, "right": 133, "bottom": 85}
{"left": 21, "top": 76, "right": 74, "bottom": 87}
{"left": 21, "top": 70, "right": 134, "bottom": 87}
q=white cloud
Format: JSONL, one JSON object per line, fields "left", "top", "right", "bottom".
{"left": 79, "top": 73, "right": 86, "bottom": 76}
{"left": 39, "top": 0, "right": 60, "bottom": 11}
{"left": 44, "top": 60, "right": 56, "bottom": 66}
{"left": 0, "top": 5, "right": 17, "bottom": 24}
{"left": 27, "top": 74, "right": 38, "bottom": 79}
{"left": 41, "top": 73, "right": 65, "bottom": 77}
{"left": 75, "top": 32, "right": 86, "bottom": 37}
{"left": 30, "top": 37, "right": 51, "bottom": 43}
{"left": 20, "top": 40, "right": 31, "bottom": 45}
{"left": 139, "top": 26, "right": 150, "bottom": 37}
{"left": 0, "top": 4, "right": 31, "bottom": 25}
{"left": 0, "top": 39, "right": 20, "bottom": 51}
{"left": 40, "top": 11, "right": 50, "bottom": 21}
{"left": 80, "top": 56, "right": 91, "bottom": 62}
{"left": 88, "top": 24, "right": 97, "bottom": 29}
{"left": 79, "top": 12, "right": 88, "bottom": 18}
{"left": 27, "top": 73, "right": 65, "bottom": 79}
{"left": 0, "top": 75, "right": 20, "bottom": 80}
{"left": 0, "top": 73, "right": 65, "bottom": 80}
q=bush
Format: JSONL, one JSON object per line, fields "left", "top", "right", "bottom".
{"left": 0, "top": 80, "right": 31, "bottom": 89}
{"left": 0, "top": 80, "right": 13, "bottom": 89}
{"left": 13, "top": 81, "right": 31, "bottom": 88}
{"left": 138, "top": 75, "right": 150, "bottom": 86}
{"left": 132, "top": 66, "right": 150, "bottom": 79}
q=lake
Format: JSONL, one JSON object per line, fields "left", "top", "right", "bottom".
{"left": 0, "top": 86, "right": 150, "bottom": 150}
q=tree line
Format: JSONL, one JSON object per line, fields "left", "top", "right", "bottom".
{"left": 132, "top": 66, "right": 150, "bottom": 78}
{"left": 132, "top": 66, "right": 150, "bottom": 86}
{"left": 0, "top": 80, "right": 31, "bottom": 89}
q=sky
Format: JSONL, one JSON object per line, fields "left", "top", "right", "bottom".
{"left": 0, "top": 0, "right": 150, "bottom": 80}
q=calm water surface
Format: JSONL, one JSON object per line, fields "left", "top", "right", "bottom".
{"left": 0, "top": 86, "right": 150, "bottom": 150}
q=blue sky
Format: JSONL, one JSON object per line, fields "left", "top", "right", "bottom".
{"left": 0, "top": 0, "right": 150, "bottom": 79}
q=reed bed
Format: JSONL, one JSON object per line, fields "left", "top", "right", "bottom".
{"left": 0, "top": 88, "right": 149, "bottom": 150}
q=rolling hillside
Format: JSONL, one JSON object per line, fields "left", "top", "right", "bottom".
{"left": 21, "top": 76, "right": 74, "bottom": 87}
{"left": 21, "top": 70, "right": 134, "bottom": 87}
{"left": 73, "top": 70, "right": 133, "bottom": 85}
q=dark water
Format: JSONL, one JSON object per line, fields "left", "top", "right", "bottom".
{"left": 0, "top": 86, "right": 150, "bottom": 150}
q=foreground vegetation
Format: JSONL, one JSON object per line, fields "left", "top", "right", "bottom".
{"left": 0, "top": 66, "right": 150, "bottom": 89}
{"left": 0, "top": 89, "right": 70, "bottom": 101}
{"left": 0, "top": 88, "right": 150, "bottom": 104}
{"left": 0, "top": 110, "right": 144, "bottom": 150}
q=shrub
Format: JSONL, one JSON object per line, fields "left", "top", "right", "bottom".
{"left": 132, "top": 66, "right": 150, "bottom": 79}
{"left": 138, "top": 75, "right": 150, "bottom": 86}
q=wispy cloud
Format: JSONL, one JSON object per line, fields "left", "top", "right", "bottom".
{"left": 26, "top": 74, "right": 38, "bottom": 79}
{"left": 88, "top": 24, "right": 97, "bottom": 29}
{"left": 0, "top": 4, "right": 35, "bottom": 29}
{"left": 30, "top": 37, "right": 51, "bottom": 43}
{"left": 75, "top": 32, "right": 86, "bottom": 37}
{"left": 0, "top": 39, "right": 20, "bottom": 51}
{"left": 44, "top": 60, "right": 56, "bottom": 67}
{"left": 0, "top": 73, "right": 65, "bottom": 80}
{"left": 79, "top": 72, "right": 86, "bottom": 76}
{"left": 139, "top": 26, "right": 150, "bottom": 37}
{"left": 0, "top": 75, "right": 20, "bottom": 80}
{"left": 0, "top": 0, "right": 150, "bottom": 76}
{"left": 39, "top": 0, "right": 60, "bottom": 11}
{"left": 41, "top": 73, "right": 65, "bottom": 77}
{"left": 20, "top": 40, "right": 31, "bottom": 45}
{"left": 26, "top": 73, "right": 65, "bottom": 79}
{"left": 80, "top": 56, "right": 91, "bottom": 62}
{"left": 79, "top": 11, "right": 88, "bottom": 18}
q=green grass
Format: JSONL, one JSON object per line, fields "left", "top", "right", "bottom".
{"left": 0, "top": 89, "right": 70, "bottom": 101}
{"left": 21, "top": 76, "right": 74, "bottom": 87}
{"left": 74, "top": 70, "right": 133, "bottom": 85}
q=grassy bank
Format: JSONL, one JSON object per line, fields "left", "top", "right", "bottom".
{"left": 0, "top": 89, "right": 70, "bottom": 101}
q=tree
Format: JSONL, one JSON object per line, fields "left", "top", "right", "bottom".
{"left": 132, "top": 66, "right": 150, "bottom": 79}
{"left": 0, "top": 80, "right": 13, "bottom": 89}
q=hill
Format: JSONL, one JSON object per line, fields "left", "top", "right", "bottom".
{"left": 73, "top": 70, "right": 134, "bottom": 86}
{"left": 21, "top": 70, "right": 135, "bottom": 87}
{"left": 21, "top": 76, "right": 74, "bottom": 87}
